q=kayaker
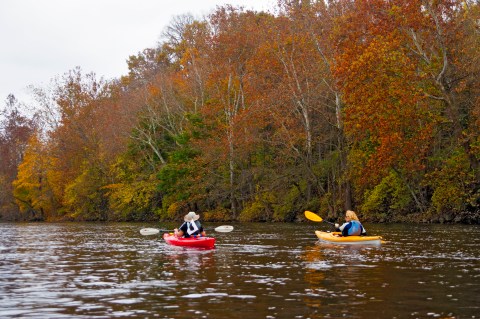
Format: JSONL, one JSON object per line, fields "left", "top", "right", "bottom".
{"left": 334, "top": 210, "right": 367, "bottom": 236}
{"left": 174, "top": 211, "right": 207, "bottom": 238}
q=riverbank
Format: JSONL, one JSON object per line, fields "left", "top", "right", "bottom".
{"left": 364, "top": 210, "right": 480, "bottom": 224}
{"left": 2, "top": 209, "right": 479, "bottom": 224}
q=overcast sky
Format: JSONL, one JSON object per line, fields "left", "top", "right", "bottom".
{"left": 0, "top": 0, "right": 274, "bottom": 106}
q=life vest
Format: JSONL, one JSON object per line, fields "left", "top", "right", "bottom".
{"left": 186, "top": 221, "right": 199, "bottom": 235}
{"left": 342, "top": 220, "right": 363, "bottom": 236}
{"left": 179, "top": 221, "right": 202, "bottom": 237}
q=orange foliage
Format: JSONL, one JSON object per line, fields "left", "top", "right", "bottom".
{"left": 333, "top": 0, "right": 440, "bottom": 189}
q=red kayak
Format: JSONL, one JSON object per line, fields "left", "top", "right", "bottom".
{"left": 163, "top": 233, "right": 215, "bottom": 249}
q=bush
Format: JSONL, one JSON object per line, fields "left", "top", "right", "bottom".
{"left": 426, "top": 149, "right": 477, "bottom": 214}
{"left": 361, "top": 171, "right": 411, "bottom": 221}
{"left": 239, "top": 192, "right": 274, "bottom": 222}
{"left": 203, "top": 207, "right": 231, "bottom": 221}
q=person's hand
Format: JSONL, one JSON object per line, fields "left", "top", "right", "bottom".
{"left": 335, "top": 223, "right": 339, "bottom": 228}
{"left": 174, "top": 228, "right": 179, "bottom": 236}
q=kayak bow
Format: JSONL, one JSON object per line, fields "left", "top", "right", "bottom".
{"left": 163, "top": 233, "right": 216, "bottom": 249}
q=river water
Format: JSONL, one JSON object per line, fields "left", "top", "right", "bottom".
{"left": 0, "top": 222, "right": 479, "bottom": 319}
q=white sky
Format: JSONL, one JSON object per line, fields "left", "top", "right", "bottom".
{"left": 0, "top": 0, "right": 274, "bottom": 106}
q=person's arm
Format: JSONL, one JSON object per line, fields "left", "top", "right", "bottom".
{"left": 361, "top": 224, "right": 367, "bottom": 236}
{"left": 339, "top": 222, "right": 350, "bottom": 236}
{"left": 174, "top": 228, "right": 184, "bottom": 237}
{"left": 196, "top": 222, "right": 206, "bottom": 236}
{"left": 199, "top": 227, "right": 206, "bottom": 237}
{"left": 334, "top": 222, "right": 347, "bottom": 234}
{"left": 175, "top": 222, "right": 187, "bottom": 237}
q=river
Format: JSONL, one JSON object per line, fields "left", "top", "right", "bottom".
{"left": 0, "top": 222, "right": 479, "bottom": 318}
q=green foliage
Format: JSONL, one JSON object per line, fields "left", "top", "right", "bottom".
{"left": 239, "top": 191, "right": 275, "bottom": 222}
{"left": 238, "top": 201, "right": 267, "bottom": 222}
{"left": 361, "top": 171, "right": 412, "bottom": 221}
{"left": 157, "top": 146, "right": 198, "bottom": 204}
{"left": 425, "top": 149, "right": 478, "bottom": 214}
{"left": 236, "top": 178, "right": 327, "bottom": 222}
{"left": 0, "top": 174, "right": 18, "bottom": 219}
{"left": 203, "top": 207, "right": 231, "bottom": 221}
{"left": 157, "top": 164, "right": 190, "bottom": 196}
{"left": 272, "top": 184, "right": 303, "bottom": 222}
{"left": 312, "top": 151, "right": 339, "bottom": 184}
{"left": 185, "top": 113, "right": 208, "bottom": 139}
{"left": 160, "top": 193, "right": 187, "bottom": 220}
{"left": 105, "top": 178, "right": 159, "bottom": 221}
{"left": 64, "top": 163, "right": 108, "bottom": 221}
{"left": 105, "top": 155, "right": 159, "bottom": 221}
{"left": 3, "top": 2, "right": 479, "bottom": 223}
{"left": 156, "top": 130, "right": 204, "bottom": 217}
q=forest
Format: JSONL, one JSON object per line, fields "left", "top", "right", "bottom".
{"left": 1, "top": 0, "right": 479, "bottom": 223}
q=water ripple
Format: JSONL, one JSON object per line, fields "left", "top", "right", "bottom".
{"left": 1, "top": 222, "right": 479, "bottom": 318}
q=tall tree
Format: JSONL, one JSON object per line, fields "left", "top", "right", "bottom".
{"left": 271, "top": 0, "right": 351, "bottom": 215}
{"left": 332, "top": 0, "right": 437, "bottom": 213}
{"left": 12, "top": 133, "right": 57, "bottom": 220}
{"left": 191, "top": 7, "right": 267, "bottom": 218}
{"left": 0, "top": 94, "right": 36, "bottom": 220}
{"left": 332, "top": 0, "right": 479, "bottom": 216}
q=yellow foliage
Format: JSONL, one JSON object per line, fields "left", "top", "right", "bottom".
{"left": 203, "top": 207, "right": 230, "bottom": 221}
{"left": 12, "top": 134, "right": 57, "bottom": 219}
{"left": 104, "top": 177, "right": 157, "bottom": 216}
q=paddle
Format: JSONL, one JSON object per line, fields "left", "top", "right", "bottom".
{"left": 140, "top": 225, "right": 234, "bottom": 236}
{"left": 304, "top": 210, "right": 336, "bottom": 226}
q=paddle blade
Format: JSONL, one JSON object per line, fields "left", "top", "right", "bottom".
{"left": 140, "top": 228, "right": 160, "bottom": 235}
{"left": 214, "top": 225, "right": 234, "bottom": 233}
{"left": 304, "top": 211, "right": 324, "bottom": 222}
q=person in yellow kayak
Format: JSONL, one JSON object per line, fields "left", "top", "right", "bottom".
{"left": 174, "top": 211, "right": 207, "bottom": 238}
{"left": 334, "top": 210, "right": 367, "bottom": 236}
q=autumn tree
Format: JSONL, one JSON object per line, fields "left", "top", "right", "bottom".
{"left": 105, "top": 18, "right": 209, "bottom": 220}
{"left": 333, "top": 0, "right": 479, "bottom": 218}
{"left": 402, "top": 0, "right": 480, "bottom": 215}
{"left": 7, "top": 0, "right": 478, "bottom": 223}
{"left": 19, "top": 67, "right": 117, "bottom": 220}
{"left": 12, "top": 133, "right": 59, "bottom": 220}
{"left": 332, "top": 0, "right": 438, "bottom": 216}
{"left": 0, "top": 94, "right": 36, "bottom": 220}
{"left": 261, "top": 0, "right": 351, "bottom": 218}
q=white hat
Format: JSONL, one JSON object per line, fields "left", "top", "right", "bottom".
{"left": 184, "top": 211, "right": 200, "bottom": 222}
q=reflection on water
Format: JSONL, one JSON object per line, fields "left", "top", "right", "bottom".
{"left": 301, "top": 224, "right": 480, "bottom": 319}
{"left": 0, "top": 222, "right": 479, "bottom": 318}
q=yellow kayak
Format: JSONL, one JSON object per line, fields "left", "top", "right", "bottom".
{"left": 315, "top": 231, "right": 384, "bottom": 245}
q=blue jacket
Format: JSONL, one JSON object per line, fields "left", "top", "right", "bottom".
{"left": 338, "top": 220, "right": 367, "bottom": 236}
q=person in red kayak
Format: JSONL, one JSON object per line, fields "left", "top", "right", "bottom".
{"left": 334, "top": 210, "right": 367, "bottom": 236}
{"left": 174, "top": 211, "right": 207, "bottom": 238}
